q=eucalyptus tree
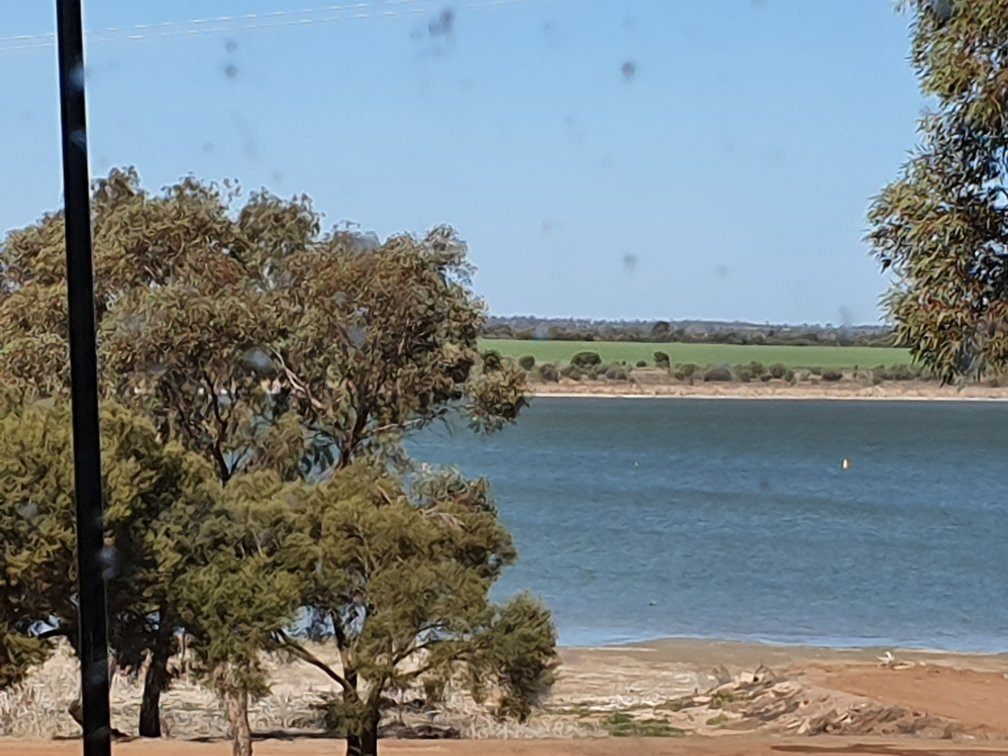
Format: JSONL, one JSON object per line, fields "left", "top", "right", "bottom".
{"left": 0, "top": 169, "right": 543, "bottom": 748}
{"left": 868, "top": 0, "right": 1008, "bottom": 380}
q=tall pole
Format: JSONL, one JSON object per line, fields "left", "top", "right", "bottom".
{"left": 54, "top": 1, "right": 112, "bottom": 754}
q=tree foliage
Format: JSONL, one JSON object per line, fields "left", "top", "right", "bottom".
{"left": 284, "top": 466, "right": 556, "bottom": 753}
{"left": 0, "top": 398, "right": 216, "bottom": 699}
{"left": 0, "top": 169, "right": 552, "bottom": 754}
{"left": 868, "top": 0, "right": 1008, "bottom": 382}
{"left": 0, "top": 168, "right": 527, "bottom": 479}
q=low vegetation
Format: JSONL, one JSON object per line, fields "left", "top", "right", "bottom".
{"left": 480, "top": 339, "right": 912, "bottom": 371}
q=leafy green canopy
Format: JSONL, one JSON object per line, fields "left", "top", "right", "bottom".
{"left": 0, "top": 168, "right": 526, "bottom": 482}
{"left": 0, "top": 398, "right": 217, "bottom": 690}
{"left": 0, "top": 170, "right": 551, "bottom": 754}
{"left": 868, "top": 0, "right": 1008, "bottom": 381}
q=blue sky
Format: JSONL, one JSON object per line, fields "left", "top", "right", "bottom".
{"left": 0, "top": 0, "right": 922, "bottom": 325}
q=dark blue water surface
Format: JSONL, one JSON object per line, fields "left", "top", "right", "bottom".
{"left": 407, "top": 398, "right": 1008, "bottom": 650}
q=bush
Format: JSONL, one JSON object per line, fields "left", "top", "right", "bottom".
{"left": 635, "top": 360, "right": 647, "bottom": 368}
{"left": 605, "top": 366, "right": 628, "bottom": 381}
{"left": 537, "top": 363, "right": 559, "bottom": 382}
{"left": 892, "top": 364, "right": 914, "bottom": 380}
{"left": 571, "top": 351, "right": 602, "bottom": 368}
{"left": 654, "top": 351, "right": 670, "bottom": 368}
{"left": 703, "top": 365, "right": 734, "bottom": 382}
{"left": 560, "top": 364, "right": 584, "bottom": 381}
{"left": 747, "top": 361, "right": 766, "bottom": 377}
{"left": 769, "top": 363, "right": 788, "bottom": 380}
{"left": 518, "top": 355, "right": 536, "bottom": 371}
{"left": 482, "top": 350, "right": 503, "bottom": 370}
{"left": 822, "top": 369, "right": 843, "bottom": 382}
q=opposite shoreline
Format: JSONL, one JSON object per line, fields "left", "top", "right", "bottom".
{"left": 531, "top": 381, "right": 1008, "bottom": 402}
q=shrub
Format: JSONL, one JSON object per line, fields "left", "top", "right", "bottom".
{"left": 892, "top": 364, "right": 914, "bottom": 380}
{"left": 809, "top": 366, "right": 823, "bottom": 376}
{"left": 736, "top": 367, "right": 753, "bottom": 382}
{"left": 635, "top": 360, "right": 647, "bottom": 368}
{"left": 518, "top": 355, "right": 536, "bottom": 371}
{"left": 605, "top": 366, "right": 628, "bottom": 381}
{"left": 482, "top": 350, "right": 503, "bottom": 370}
{"left": 822, "top": 369, "right": 843, "bottom": 382}
{"left": 747, "top": 361, "right": 766, "bottom": 377}
{"left": 769, "top": 363, "right": 788, "bottom": 379}
{"left": 654, "top": 351, "right": 670, "bottom": 368}
{"left": 703, "top": 365, "right": 734, "bottom": 382}
{"left": 537, "top": 363, "right": 559, "bottom": 382}
{"left": 560, "top": 364, "right": 584, "bottom": 381}
{"left": 571, "top": 351, "right": 602, "bottom": 368}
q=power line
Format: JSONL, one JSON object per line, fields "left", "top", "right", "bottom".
{"left": 0, "top": 0, "right": 539, "bottom": 53}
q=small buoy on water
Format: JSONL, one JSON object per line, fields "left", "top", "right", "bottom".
{"left": 648, "top": 600, "right": 657, "bottom": 606}
{"left": 841, "top": 458, "right": 851, "bottom": 470}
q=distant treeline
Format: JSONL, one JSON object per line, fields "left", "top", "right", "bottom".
{"left": 483, "top": 316, "right": 896, "bottom": 348}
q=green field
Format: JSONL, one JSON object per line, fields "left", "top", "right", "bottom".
{"left": 479, "top": 339, "right": 912, "bottom": 370}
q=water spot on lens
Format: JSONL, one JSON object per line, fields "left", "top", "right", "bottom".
{"left": 428, "top": 7, "right": 455, "bottom": 38}
{"left": 224, "top": 63, "right": 238, "bottom": 79}
{"left": 348, "top": 326, "right": 367, "bottom": 347}
{"left": 99, "top": 546, "right": 120, "bottom": 581}
{"left": 69, "top": 63, "right": 85, "bottom": 91}
{"left": 623, "top": 254, "right": 639, "bottom": 273}
{"left": 621, "top": 61, "right": 637, "bottom": 82}
{"left": 225, "top": 39, "right": 238, "bottom": 54}
{"left": 241, "top": 347, "right": 274, "bottom": 374}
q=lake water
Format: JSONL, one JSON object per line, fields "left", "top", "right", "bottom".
{"left": 408, "top": 398, "right": 1008, "bottom": 651}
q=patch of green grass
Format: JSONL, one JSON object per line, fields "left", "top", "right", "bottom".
{"left": 479, "top": 339, "right": 911, "bottom": 370}
{"left": 602, "top": 711, "right": 686, "bottom": 738}
{"left": 709, "top": 690, "right": 735, "bottom": 709}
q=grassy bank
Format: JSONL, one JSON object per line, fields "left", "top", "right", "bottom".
{"left": 479, "top": 339, "right": 911, "bottom": 370}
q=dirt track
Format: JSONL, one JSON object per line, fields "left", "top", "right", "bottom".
{"left": 6, "top": 640, "right": 1008, "bottom": 755}
{"left": 5, "top": 735, "right": 1008, "bottom": 755}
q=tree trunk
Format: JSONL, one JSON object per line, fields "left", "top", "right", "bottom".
{"left": 343, "top": 669, "right": 361, "bottom": 756}
{"left": 345, "top": 711, "right": 379, "bottom": 756}
{"left": 224, "top": 688, "right": 253, "bottom": 756}
{"left": 68, "top": 654, "right": 118, "bottom": 728}
{"left": 138, "top": 618, "right": 173, "bottom": 737}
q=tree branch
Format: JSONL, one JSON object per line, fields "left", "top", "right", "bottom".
{"left": 274, "top": 630, "right": 355, "bottom": 696}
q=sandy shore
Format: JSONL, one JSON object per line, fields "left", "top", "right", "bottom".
{"left": 531, "top": 380, "right": 1008, "bottom": 401}
{"left": 5, "top": 735, "right": 1008, "bottom": 755}
{"left": 4, "top": 638, "right": 1008, "bottom": 755}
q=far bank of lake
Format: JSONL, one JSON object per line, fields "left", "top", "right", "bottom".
{"left": 530, "top": 379, "right": 1008, "bottom": 401}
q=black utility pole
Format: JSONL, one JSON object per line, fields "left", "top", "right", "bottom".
{"left": 54, "top": 1, "right": 112, "bottom": 754}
